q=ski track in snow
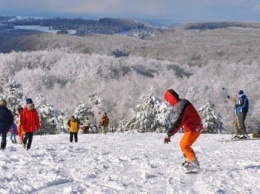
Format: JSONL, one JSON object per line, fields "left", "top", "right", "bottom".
{"left": 0, "top": 133, "right": 259, "bottom": 194}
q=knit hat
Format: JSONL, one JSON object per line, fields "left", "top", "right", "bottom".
{"left": 238, "top": 90, "right": 244, "bottom": 95}
{"left": 26, "top": 98, "right": 33, "bottom": 104}
{"left": 0, "top": 99, "right": 7, "bottom": 107}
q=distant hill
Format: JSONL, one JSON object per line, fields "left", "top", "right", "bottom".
{"left": 1, "top": 20, "right": 260, "bottom": 66}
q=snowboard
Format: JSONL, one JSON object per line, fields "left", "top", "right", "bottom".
{"left": 182, "top": 166, "right": 200, "bottom": 174}
{"left": 184, "top": 169, "right": 200, "bottom": 174}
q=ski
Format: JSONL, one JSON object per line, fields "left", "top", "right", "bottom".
{"left": 221, "top": 138, "right": 260, "bottom": 143}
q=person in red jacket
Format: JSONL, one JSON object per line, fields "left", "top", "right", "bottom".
{"left": 163, "top": 89, "right": 203, "bottom": 172}
{"left": 20, "top": 98, "right": 41, "bottom": 150}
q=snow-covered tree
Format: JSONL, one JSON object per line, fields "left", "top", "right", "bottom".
{"left": 37, "top": 104, "right": 66, "bottom": 134}
{"left": 72, "top": 103, "right": 94, "bottom": 124}
{"left": 198, "top": 101, "right": 225, "bottom": 134}
{"left": 72, "top": 94, "right": 105, "bottom": 127}
{"left": 122, "top": 93, "right": 174, "bottom": 133}
{"left": 0, "top": 80, "right": 24, "bottom": 113}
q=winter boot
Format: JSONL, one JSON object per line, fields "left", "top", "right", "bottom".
{"left": 182, "top": 158, "right": 200, "bottom": 172}
{"left": 1, "top": 142, "right": 6, "bottom": 150}
{"left": 239, "top": 135, "right": 248, "bottom": 139}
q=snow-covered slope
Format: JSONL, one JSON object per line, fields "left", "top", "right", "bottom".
{"left": 1, "top": 133, "right": 259, "bottom": 193}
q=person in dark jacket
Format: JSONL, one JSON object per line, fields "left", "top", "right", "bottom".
{"left": 0, "top": 99, "right": 14, "bottom": 150}
{"left": 234, "top": 90, "right": 249, "bottom": 139}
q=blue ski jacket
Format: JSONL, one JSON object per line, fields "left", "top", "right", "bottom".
{"left": 236, "top": 94, "right": 249, "bottom": 113}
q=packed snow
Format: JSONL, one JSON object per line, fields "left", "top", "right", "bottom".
{"left": 1, "top": 132, "right": 259, "bottom": 194}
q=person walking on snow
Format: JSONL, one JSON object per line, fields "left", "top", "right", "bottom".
{"left": 67, "top": 116, "right": 80, "bottom": 142}
{"left": 0, "top": 99, "right": 14, "bottom": 150}
{"left": 234, "top": 90, "right": 249, "bottom": 139}
{"left": 20, "top": 98, "right": 41, "bottom": 150}
{"left": 163, "top": 89, "right": 203, "bottom": 172}
{"left": 9, "top": 123, "right": 18, "bottom": 143}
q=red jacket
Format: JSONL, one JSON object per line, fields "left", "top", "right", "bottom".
{"left": 164, "top": 89, "right": 203, "bottom": 136}
{"left": 20, "top": 107, "right": 41, "bottom": 132}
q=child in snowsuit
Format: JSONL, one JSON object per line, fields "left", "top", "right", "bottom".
{"left": 9, "top": 123, "right": 18, "bottom": 143}
{"left": 163, "top": 89, "right": 203, "bottom": 172}
{"left": 15, "top": 105, "right": 24, "bottom": 143}
{"left": 68, "top": 116, "right": 80, "bottom": 142}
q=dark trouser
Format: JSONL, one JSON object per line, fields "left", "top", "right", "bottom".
{"left": 70, "top": 132, "right": 78, "bottom": 142}
{"left": 238, "top": 112, "right": 247, "bottom": 135}
{"left": 0, "top": 129, "right": 8, "bottom": 149}
{"left": 23, "top": 132, "right": 34, "bottom": 150}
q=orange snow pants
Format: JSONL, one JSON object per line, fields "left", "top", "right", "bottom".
{"left": 180, "top": 131, "right": 200, "bottom": 162}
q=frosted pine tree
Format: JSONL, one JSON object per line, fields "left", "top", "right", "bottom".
{"left": 72, "top": 94, "right": 104, "bottom": 132}
{"left": 73, "top": 103, "right": 94, "bottom": 124}
{"left": 35, "top": 94, "right": 66, "bottom": 134}
{"left": 0, "top": 80, "right": 24, "bottom": 113}
{"left": 122, "top": 93, "right": 175, "bottom": 133}
{"left": 198, "top": 101, "right": 225, "bottom": 134}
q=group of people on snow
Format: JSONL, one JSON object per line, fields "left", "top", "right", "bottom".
{"left": 67, "top": 112, "right": 110, "bottom": 143}
{"left": 0, "top": 98, "right": 41, "bottom": 150}
{"left": 0, "top": 88, "right": 251, "bottom": 173}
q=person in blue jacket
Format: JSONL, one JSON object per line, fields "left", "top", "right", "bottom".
{"left": 0, "top": 99, "right": 14, "bottom": 149}
{"left": 234, "top": 90, "right": 249, "bottom": 139}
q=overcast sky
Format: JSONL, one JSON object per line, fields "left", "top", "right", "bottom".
{"left": 1, "top": 0, "right": 260, "bottom": 22}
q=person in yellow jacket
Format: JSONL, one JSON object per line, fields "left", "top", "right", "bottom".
{"left": 67, "top": 116, "right": 80, "bottom": 142}
{"left": 100, "top": 113, "right": 109, "bottom": 134}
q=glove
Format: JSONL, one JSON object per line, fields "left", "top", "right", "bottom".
{"left": 164, "top": 136, "right": 171, "bottom": 144}
{"left": 21, "top": 129, "right": 26, "bottom": 135}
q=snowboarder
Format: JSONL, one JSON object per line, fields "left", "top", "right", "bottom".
{"left": 20, "top": 98, "right": 41, "bottom": 150}
{"left": 234, "top": 90, "right": 249, "bottom": 139}
{"left": 0, "top": 99, "right": 14, "bottom": 150}
{"left": 100, "top": 113, "right": 109, "bottom": 134}
{"left": 163, "top": 89, "right": 203, "bottom": 172}
{"left": 9, "top": 123, "right": 18, "bottom": 143}
{"left": 67, "top": 116, "right": 80, "bottom": 142}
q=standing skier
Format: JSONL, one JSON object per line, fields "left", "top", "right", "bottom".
{"left": 234, "top": 90, "right": 249, "bottom": 139}
{"left": 163, "top": 89, "right": 203, "bottom": 172}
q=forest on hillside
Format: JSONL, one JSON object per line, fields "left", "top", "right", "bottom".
{"left": 0, "top": 20, "right": 260, "bottom": 133}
